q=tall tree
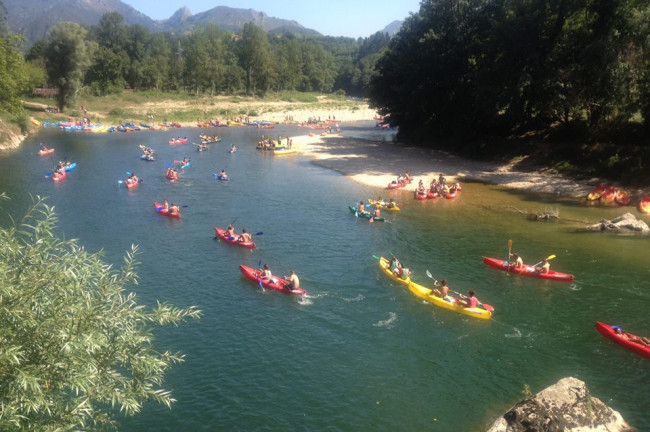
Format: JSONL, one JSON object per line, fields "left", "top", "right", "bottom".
{"left": 0, "top": 195, "right": 201, "bottom": 431}
{"left": 237, "top": 22, "right": 274, "bottom": 95}
{"left": 45, "top": 22, "right": 95, "bottom": 111}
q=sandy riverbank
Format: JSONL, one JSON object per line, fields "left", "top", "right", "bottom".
{"left": 286, "top": 133, "right": 648, "bottom": 200}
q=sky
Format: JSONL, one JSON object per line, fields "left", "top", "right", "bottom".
{"left": 121, "top": 0, "right": 423, "bottom": 39}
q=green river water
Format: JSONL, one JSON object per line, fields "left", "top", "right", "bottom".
{"left": 0, "top": 122, "right": 648, "bottom": 431}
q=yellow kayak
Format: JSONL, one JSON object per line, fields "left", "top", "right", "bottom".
{"left": 378, "top": 257, "right": 492, "bottom": 320}
{"left": 274, "top": 148, "right": 298, "bottom": 155}
{"left": 368, "top": 199, "right": 401, "bottom": 212}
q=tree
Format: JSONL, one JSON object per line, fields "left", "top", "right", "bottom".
{"left": 237, "top": 22, "right": 274, "bottom": 95}
{"left": 45, "top": 22, "right": 95, "bottom": 111}
{"left": 0, "top": 33, "right": 44, "bottom": 116}
{"left": 0, "top": 195, "right": 201, "bottom": 431}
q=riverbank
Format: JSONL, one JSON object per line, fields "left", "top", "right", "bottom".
{"left": 288, "top": 132, "right": 647, "bottom": 200}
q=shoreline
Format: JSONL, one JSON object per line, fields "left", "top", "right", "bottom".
{"left": 287, "top": 132, "right": 627, "bottom": 200}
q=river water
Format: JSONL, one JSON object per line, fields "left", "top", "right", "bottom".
{"left": 1, "top": 123, "right": 648, "bottom": 431}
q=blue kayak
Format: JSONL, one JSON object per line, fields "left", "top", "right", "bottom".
{"left": 64, "top": 162, "right": 77, "bottom": 171}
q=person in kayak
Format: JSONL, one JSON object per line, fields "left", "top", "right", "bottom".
{"left": 535, "top": 259, "right": 551, "bottom": 274}
{"left": 219, "top": 169, "right": 228, "bottom": 179}
{"left": 373, "top": 207, "right": 381, "bottom": 219}
{"left": 386, "top": 198, "right": 397, "bottom": 209}
{"left": 238, "top": 229, "right": 252, "bottom": 243}
{"left": 168, "top": 203, "right": 180, "bottom": 215}
{"left": 285, "top": 270, "right": 300, "bottom": 290}
{"left": 432, "top": 279, "right": 451, "bottom": 300}
{"left": 357, "top": 201, "right": 368, "bottom": 215}
{"left": 390, "top": 257, "right": 401, "bottom": 274}
{"left": 226, "top": 224, "right": 235, "bottom": 238}
{"left": 163, "top": 200, "right": 169, "bottom": 210}
{"left": 259, "top": 264, "right": 273, "bottom": 281}
{"left": 458, "top": 290, "right": 478, "bottom": 308}
{"left": 417, "top": 180, "right": 426, "bottom": 194}
{"left": 613, "top": 327, "right": 650, "bottom": 346}
{"left": 509, "top": 253, "right": 524, "bottom": 269}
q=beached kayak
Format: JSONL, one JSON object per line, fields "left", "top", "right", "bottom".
{"left": 51, "top": 170, "right": 66, "bottom": 182}
{"left": 348, "top": 206, "right": 385, "bottom": 222}
{"left": 482, "top": 256, "right": 574, "bottom": 281}
{"left": 154, "top": 202, "right": 181, "bottom": 218}
{"left": 367, "top": 199, "right": 400, "bottom": 212}
{"left": 614, "top": 190, "right": 630, "bottom": 206}
{"left": 600, "top": 186, "right": 617, "bottom": 203}
{"left": 38, "top": 148, "right": 54, "bottom": 156}
{"left": 639, "top": 195, "right": 650, "bottom": 214}
{"left": 595, "top": 322, "right": 650, "bottom": 359}
{"left": 239, "top": 265, "right": 306, "bottom": 295}
{"left": 274, "top": 148, "right": 298, "bottom": 155}
{"left": 214, "top": 227, "right": 256, "bottom": 249}
{"left": 378, "top": 257, "right": 492, "bottom": 320}
{"left": 387, "top": 178, "right": 412, "bottom": 189}
{"left": 587, "top": 184, "right": 607, "bottom": 200}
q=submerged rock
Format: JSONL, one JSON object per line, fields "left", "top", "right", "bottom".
{"left": 486, "top": 377, "right": 636, "bottom": 432}
{"left": 586, "top": 212, "right": 649, "bottom": 233}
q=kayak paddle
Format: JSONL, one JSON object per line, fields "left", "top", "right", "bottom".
{"left": 532, "top": 254, "right": 556, "bottom": 267}
{"left": 506, "top": 239, "right": 513, "bottom": 273}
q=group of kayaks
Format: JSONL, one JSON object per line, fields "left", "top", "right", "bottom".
{"left": 587, "top": 183, "right": 650, "bottom": 212}
{"left": 213, "top": 227, "right": 306, "bottom": 295}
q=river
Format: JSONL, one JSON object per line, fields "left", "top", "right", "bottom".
{"left": 1, "top": 123, "right": 648, "bottom": 431}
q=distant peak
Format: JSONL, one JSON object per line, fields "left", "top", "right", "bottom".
{"left": 169, "top": 7, "right": 192, "bottom": 22}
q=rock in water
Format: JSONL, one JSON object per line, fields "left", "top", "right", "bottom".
{"left": 586, "top": 212, "right": 649, "bottom": 233}
{"left": 486, "top": 377, "right": 636, "bottom": 432}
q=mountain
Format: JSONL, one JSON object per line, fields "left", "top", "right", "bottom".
{"left": 3, "top": 0, "right": 156, "bottom": 45}
{"left": 1, "top": 0, "right": 320, "bottom": 46}
{"left": 380, "top": 20, "right": 403, "bottom": 36}
{"left": 161, "top": 6, "right": 320, "bottom": 37}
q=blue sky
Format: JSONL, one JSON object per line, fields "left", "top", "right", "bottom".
{"left": 121, "top": 0, "right": 422, "bottom": 38}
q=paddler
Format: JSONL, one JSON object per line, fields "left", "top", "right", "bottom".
{"left": 509, "top": 253, "right": 524, "bottom": 269}
{"left": 432, "top": 279, "right": 451, "bottom": 300}
{"left": 238, "top": 229, "right": 252, "bottom": 243}
{"left": 535, "top": 259, "right": 550, "bottom": 274}
{"left": 285, "top": 270, "right": 300, "bottom": 290}
{"left": 458, "top": 290, "right": 478, "bottom": 308}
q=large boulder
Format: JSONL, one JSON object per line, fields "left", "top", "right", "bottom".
{"left": 586, "top": 212, "right": 649, "bottom": 233}
{"left": 486, "top": 377, "right": 636, "bottom": 432}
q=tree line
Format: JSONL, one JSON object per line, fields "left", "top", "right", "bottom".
{"left": 0, "top": 11, "right": 391, "bottom": 113}
{"left": 370, "top": 0, "right": 650, "bottom": 142}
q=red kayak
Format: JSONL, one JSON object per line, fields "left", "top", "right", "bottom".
{"left": 125, "top": 178, "right": 139, "bottom": 189}
{"left": 51, "top": 170, "right": 66, "bottom": 182}
{"left": 414, "top": 190, "right": 427, "bottom": 200}
{"left": 153, "top": 202, "right": 181, "bottom": 218}
{"left": 639, "top": 195, "right": 650, "bottom": 214}
{"left": 168, "top": 138, "right": 188, "bottom": 145}
{"left": 387, "top": 178, "right": 412, "bottom": 189}
{"left": 239, "top": 265, "right": 306, "bottom": 295}
{"left": 166, "top": 171, "right": 178, "bottom": 181}
{"left": 482, "top": 256, "right": 574, "bottom": 281}
{"left": 587, "top": 184, "right": 607, "bottom": 200}
{"left": 214, "top": 227, "right": 256, "bottom": 249}
{"left": 427, "top": 190, "right": 440, "bottom": 199}
{"left": 595, "top": 322, "right": 650, "bottom": 359}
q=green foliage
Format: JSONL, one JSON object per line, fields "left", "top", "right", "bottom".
{"left": 370, "top": 0, "right": 650, "bottom": 140}
{"left": 0, "top": 195, "right": 201, "bottom": 431}
{"left": 108, "top": 107, "right": 124, "bottom": 116}
{"left": 45, "top": 22, "right": 96, "bottom": 111}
